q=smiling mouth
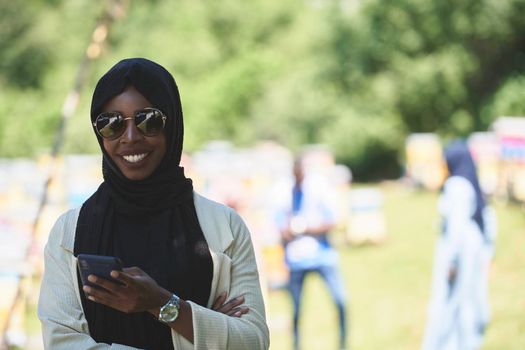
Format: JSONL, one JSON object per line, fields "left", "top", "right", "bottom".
{"left": 122, "top": 153, "right": 149, "bottom": 163}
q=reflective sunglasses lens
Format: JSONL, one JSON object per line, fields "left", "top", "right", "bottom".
{"left": 96, "top": 113, "right": 125, "bottom": 138}
{"left": 136, "top": 109, "right": 165, "bottom": 136}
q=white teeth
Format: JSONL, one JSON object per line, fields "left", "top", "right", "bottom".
{"left": 122, "top": 153, "right": 148, "bottom": 163}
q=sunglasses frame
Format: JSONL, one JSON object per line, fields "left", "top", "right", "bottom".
{"left": 92, "top": 107, "right": 167, "bottom": 140}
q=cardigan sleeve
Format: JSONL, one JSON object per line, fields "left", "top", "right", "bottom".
{"left": 37, "top": 211, "right": 141, "bottom": 350}
{"left": 188, "top": 209, "right": 269, "bottom": 350}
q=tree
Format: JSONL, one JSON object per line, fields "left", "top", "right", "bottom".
{"left": 2, "top": 0, "right": 525, "bottom": 180}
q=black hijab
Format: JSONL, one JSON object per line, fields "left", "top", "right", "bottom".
{"left": 444, "top": 139, "right": 486, "bottom": 234}
{"left": 73, "top": 58, "right": 213, "bottom": 348}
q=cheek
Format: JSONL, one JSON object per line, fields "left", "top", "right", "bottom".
{"left": 102, "top": 139, "right": 120, "bottom": 163}
{"left": 102, "top": 139, "right": 112, "bottom": 154}
{"left": 157, "top": 135, "right": 167, "bottom": 158}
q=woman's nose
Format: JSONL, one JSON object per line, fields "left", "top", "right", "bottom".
{"left": 120, "top": 118, "right": 142, "bottom": 143}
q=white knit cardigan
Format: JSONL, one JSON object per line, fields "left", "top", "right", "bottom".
{"left": 38, "top": 192, "right": 269, "bottom": 350}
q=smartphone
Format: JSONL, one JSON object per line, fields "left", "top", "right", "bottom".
{"left": 77, "top": 254, "right": 124, "bottom": 288}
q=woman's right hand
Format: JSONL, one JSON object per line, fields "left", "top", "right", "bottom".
{"left": 212, "top": 292, "right": 249, "bottom": 317}
{"left": 83, "top": 267, "right": 170, "bottom": 314}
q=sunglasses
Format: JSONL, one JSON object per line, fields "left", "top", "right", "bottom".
{"left": 93, "top": 107, "right": 167, "bottom": 139}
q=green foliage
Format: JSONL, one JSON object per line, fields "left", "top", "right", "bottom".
{"left": 2, "top": 0, "right": 525, "bottom": 179}
{"left": 0, "top": 0, "right": 53, "bottom": 88}
{"left": 314, "top": 0, "right": 525, "bottom": 178}
{"left": 485, "top": 76, "right": 525, "bottom": 119}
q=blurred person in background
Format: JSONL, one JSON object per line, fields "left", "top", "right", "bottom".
{"left": 275, "top": 156, "right": 348, "bottom": 350}
{"left": 422, "top": 140, "right": 496, "bottom": 350}
{"left": 38, "top": 58, "right": 269, "bottom": 349}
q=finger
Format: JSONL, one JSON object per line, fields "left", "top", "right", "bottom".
{"left": 85, "top": 284, "right": 131, "bottom": 312}
{"left": 86, "top": 291, "right": 119, "bottom": 310}
{"left": 212, "top": 292, "right": 228, "bottom": 310}
{"left": 223, "top": 295, "right": 245, "bottom": 309}
{"left": 227, "top": 306, "right": 249, "bottom": 317}
{"left": 88, "top": 275, "right": 123, "bottom": 294}
{"left": 110, "top": 270, "right": 137, "bottom": 286}
{"left": 218, "top": 295, "right": 245, "bottom": 313}
{"left": 226, "top": 307, "right": 240, "bottom": 316}
{"left": 83, "top": 284, "right": 115, "bottom": 303}
{"left": 122, "top": 266, "right": 144, "bottom": 276}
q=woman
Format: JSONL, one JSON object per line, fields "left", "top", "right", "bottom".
{"left": 422, "top": 140, "right": 491, "bottom": 350}
{"left": 38, "top": 58, "right": 269, "bottom": 349}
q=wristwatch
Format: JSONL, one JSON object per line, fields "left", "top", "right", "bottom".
{"left": 158, "top": 294, "right": 180, "bottom": 323}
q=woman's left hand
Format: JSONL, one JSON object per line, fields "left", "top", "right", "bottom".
{"left": 212, "top": 292, "right": 249, "bottom": 317}
{"left": 82, "top": 267, "right": 168, "bottom": 314}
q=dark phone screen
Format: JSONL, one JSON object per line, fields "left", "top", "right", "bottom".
{"left": 77, "top": 254, "right": 124, "bottom": 288}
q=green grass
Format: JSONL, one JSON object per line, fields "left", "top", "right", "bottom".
{"left": 267, "top": 182, "right": 525, "bottom": 350}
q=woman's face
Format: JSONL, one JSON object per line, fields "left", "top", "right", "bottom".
{"left": 100, "top": 86, "right": 167, "bottom": 180}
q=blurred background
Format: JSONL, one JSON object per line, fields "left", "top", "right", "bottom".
{"left": 1, "top": 0, "right": 524, "bottom": 349}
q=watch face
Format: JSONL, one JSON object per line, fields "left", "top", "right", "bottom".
{"left": 159, "top": 296, "right": 180, "bottom": 323}
{"left": 160, "top": 304, "right": 179, "bottom": 322}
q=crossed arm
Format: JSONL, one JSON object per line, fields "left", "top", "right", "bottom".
{"left": 83, "top": 267, "right": 248, "bottom": 344}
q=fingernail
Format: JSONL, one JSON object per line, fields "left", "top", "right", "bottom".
{"left": 110, "top": 271, "right": 119, "bottom": 278}
{"left": 88, "top": 275, "right": 96, "bottom": 282}
{"left": 88, "top": 296, "right": 95, "bottom": 302}
{"left": 83, "top": 286, "right": 90, "bottom": 293}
